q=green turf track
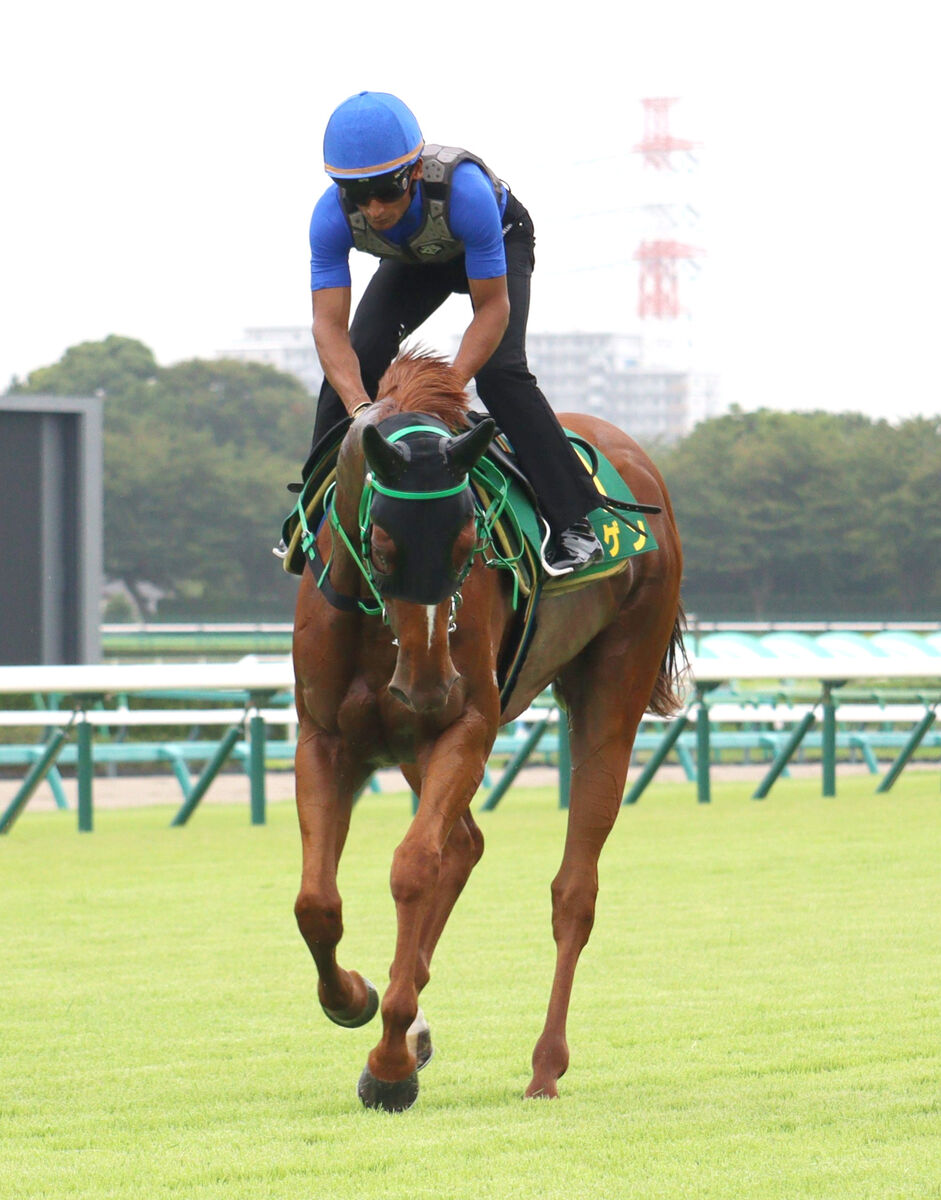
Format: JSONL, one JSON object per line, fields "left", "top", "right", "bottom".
{"left": 2, "top": 776, "right": 939, "bottom": 1200}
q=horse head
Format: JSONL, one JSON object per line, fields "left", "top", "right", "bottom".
{"left": 360, "top": 414, "right": 494, "bottom": 713}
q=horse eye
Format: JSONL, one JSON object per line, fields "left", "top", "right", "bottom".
{"left": 371, "top": 545, "right": 391, "bottom": 574}
{"left": 450, "top": 523, "right": 476, "bottom": 574}
{"left": 371, "top": 527, "right": 395, "bottom": 575}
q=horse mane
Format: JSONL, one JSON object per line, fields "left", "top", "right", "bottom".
{"left": 375, "top": 350, "right": 470, "bottom": 428}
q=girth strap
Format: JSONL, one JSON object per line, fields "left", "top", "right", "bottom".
{"left": 304, "top": 537, "right": 362, "bottom": 613}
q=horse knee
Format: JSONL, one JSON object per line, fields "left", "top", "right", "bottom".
{"left": 294, "top": 888, "right": 342, "bottom": 948}
{"left": 549, "top": 876, "right": 597, "bottom": 947}
{"left": 390, "top": 839, "right": 440, "bottom": 908}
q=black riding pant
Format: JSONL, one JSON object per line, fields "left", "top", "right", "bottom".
{"left": 310, "top": 195, "right": 599, "bottom": 533}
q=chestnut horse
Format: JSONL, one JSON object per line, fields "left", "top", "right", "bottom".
{"left": 292, "top": 352, "right": 684, "bottom": 1110}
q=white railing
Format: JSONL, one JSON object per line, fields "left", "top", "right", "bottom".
{"left": 1, "top": 655, "right": 937, "bottom": 833}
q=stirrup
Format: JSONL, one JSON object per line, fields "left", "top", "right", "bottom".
{"left": 539, "top": 518, "right": 573, "bottom": 578}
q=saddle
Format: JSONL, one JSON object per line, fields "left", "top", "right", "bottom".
{"left": 278, "top": 414, "right": 661, "bottom": 707}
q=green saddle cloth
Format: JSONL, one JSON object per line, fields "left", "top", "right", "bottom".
{"left": 471, "top": 433, "right": 659, "bottom": 601}
{"left": 279, "top": 424, "right": 659, "bottom": 589}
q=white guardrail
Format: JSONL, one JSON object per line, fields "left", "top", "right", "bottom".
{"left": 0, "top": 653, "right": 939, "bottom": 698}
{"left": 0, "top": 655, "right": 938, "bottom": 835}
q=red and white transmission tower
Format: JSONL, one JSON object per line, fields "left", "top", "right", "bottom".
{"left": 633, "top": 98, "right": 702, "bottom": 322}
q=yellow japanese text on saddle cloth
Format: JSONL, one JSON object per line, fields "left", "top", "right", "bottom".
{"left": 471, "top": 431, "right": 659, "bottom": 602}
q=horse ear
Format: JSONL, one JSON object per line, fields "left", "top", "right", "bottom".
{"left": 362, "top": 423, "right": 408, "bottom": 483}
{"left": 447, "top": 419, "right": 495, "bottom": 476}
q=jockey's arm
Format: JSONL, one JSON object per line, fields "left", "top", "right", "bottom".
{"left": 452, "top": 275, "right": 510, "bottom": 388}
{"left": 311, "top": 286, "right": 372, "bottom": 413}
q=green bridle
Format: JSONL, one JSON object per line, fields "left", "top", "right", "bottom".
{"left": 299, "top": 423, "right": 525, "bottom": 621}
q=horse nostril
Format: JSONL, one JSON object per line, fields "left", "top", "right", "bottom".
{"left": 388, "top": 684, "right": 415, "bottom": 711}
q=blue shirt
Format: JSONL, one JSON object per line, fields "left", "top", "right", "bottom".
{"left": 310, "top": 161, "right": 507, "bottom": 291}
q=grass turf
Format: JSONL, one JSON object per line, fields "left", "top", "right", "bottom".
{"left": 1, "top": 775, "right": 939, "bottom": 1199}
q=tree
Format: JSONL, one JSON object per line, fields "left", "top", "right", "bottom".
{"left": 874, "top": 417, "right": 941, "bottom": 613}
{"left": 10, "top": 335, "right": 159, "bottom": 399}
{"left": 656, "top": 408, "right": 941, "bottom": 619}
{"left": 9, "top": 336, "right": 314, "bottom": 618}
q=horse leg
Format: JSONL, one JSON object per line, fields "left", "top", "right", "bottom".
{"left": 293, "top": 726, "right": 377, "bottom": 1027}
{"left": 395, "top": 770, "right": 485, "bottom": 1070}
{"left": 526, "top": 638, "right": 665, "bottom": 1099}
{"left": 402, "top": 763, "right": 485, "bottom": 994}
{"left": 358, "top": 730, "right": 489, "bottom": 1111}
{"left": 416, "top": 810, "right": 485, "bottom": 988}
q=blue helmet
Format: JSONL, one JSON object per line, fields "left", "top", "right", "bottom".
{"left": 323, "top": 91, "right": 424, "bottom": 180}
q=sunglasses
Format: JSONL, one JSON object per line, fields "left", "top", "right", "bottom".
{"left": 342, "top": 166, "right": 413, "bottom": 206}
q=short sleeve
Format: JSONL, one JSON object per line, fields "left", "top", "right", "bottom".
{"left": 309, "top": 186, "right": 355, "bottom": 291}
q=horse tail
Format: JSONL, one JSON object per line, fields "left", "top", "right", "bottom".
{"left": 647, "top": 601, "right": 689, "bottom": 718}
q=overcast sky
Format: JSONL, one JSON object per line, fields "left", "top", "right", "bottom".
{"left": 2, "top": 0, "right": 938, "bottom": 422}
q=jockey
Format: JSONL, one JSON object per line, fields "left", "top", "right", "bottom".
{"left": 306, "top": 90, "right": 603, "bottom": 577}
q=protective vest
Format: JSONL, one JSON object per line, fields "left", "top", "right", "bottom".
{"left": 342, "top": 144, "right": 505, "bottom": 264}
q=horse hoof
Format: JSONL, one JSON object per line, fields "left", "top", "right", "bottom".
{"left": 357, "top": 1065, "right": 420, "bottom": 1112}
{"left": 406, "top": 1007, "right": 434, "bottom": 1071}
{"left": 320, "top": 973, "right": 379, "bottom": 1029}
